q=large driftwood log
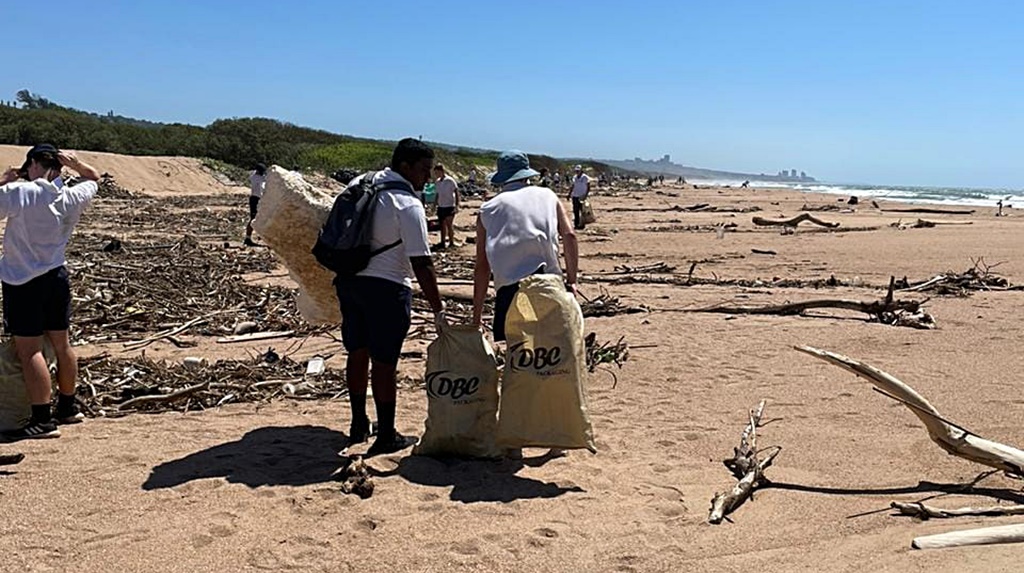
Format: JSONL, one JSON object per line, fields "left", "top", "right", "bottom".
{"left": 752, "top": 213, "right": 840, "bottom": 228}
{"left": 796, "top": 346, "right": 1024, "bottom": 476}
{"left": 892, "top": 501, "right": 1024, "bottom": 520}
{"left": 912, "top": 523, "right": 1024, "bottom": 549}
{"left": 695, "top": 298, "right": 920, "bottom": 316}
{"left": 708, "top": 400, "right": 781, "bottom": 524}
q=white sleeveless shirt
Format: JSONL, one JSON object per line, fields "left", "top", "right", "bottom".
{"left": 479, "top": 183, "right": 562, "bottom": 289}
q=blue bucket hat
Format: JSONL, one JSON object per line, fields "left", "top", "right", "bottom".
{"left": 490, "top": 150, "right": 540, "bottom": 185}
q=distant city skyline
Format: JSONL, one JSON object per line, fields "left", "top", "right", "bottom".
{"left": 3, "top": 0, "right": 1021, "bottom": 189}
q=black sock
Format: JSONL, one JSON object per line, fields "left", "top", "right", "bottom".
{"left": 57, "top": 392, "right": 76, "bottom": 414}
{"left": 375, "top": 401, "right": 396, "bottom": 439}
{"left": 349, "top": 393, "right": 368, "bottom": 428}
{"left": 31, "top": 404, "right": 52, "bottom": 424}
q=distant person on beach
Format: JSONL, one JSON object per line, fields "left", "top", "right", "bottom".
{"left": 553, "top": 171, "right": 562, "bottom": 188}
{"left": 538, "top": 168, "right": 551, "bottom": 188}
{"left": 741, "top": 180, "right": 750, "bottom": 188}
{"left": 569, "top": 164, "right": 591, "bottom": 230}
{"left": 432, "top": 164, "right": 459, "bottom": 250}
{"left": 0, "top": 144, "right": 100, "bottom": 441}
{"left": 245, "top": 163, "right": 266, "bottom": 246}
{"left": 335, "top": 138, "right": 445, "bottom": 456}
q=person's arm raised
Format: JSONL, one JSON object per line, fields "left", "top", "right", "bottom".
{"left": 58, "top": 152, "right": 101, "bottom": 181}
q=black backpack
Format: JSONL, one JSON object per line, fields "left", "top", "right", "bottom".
{"left": 311, "top": 172, "right": 414, "bottom": 277}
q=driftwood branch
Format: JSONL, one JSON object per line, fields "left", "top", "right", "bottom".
{"left": 694, "top": 298, "right": 920, "bottom": 317}
{"left": 752, "top": 213, "right": 840, "bottom": 228}
{"left": 708, "top": 400, "right": 780, "bottom": 524}
{"left": 892, "top": 501, "right": 1024, "bottom": 520}
{"left": 796, "top": 346, "right": 1024, "bottom": 477}
{"left": 912, "top": 523, "right": 1024, "bottom": 549}
{"left": 116, "top": 381, "right": 210, "bottom": 411}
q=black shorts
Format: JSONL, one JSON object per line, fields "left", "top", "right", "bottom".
{"left": 2, "top": 266, "right": 72, "bottom": 337}
{"left": 249, "top": 196, "right": 260, "bottom": 220}
{"left": 335, "top": 276, "right": 412, "bottom": 366}
{"left": 492, "top": 282, "right": 520, "bottom": 342}
{"left": 436, "top": 206, "right": 455, "bottom": 223}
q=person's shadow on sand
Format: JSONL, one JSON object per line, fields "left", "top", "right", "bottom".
{"left": 371, "top": 451, "right": 585, "bottom": 503}
{"left": 143, "top": 425, "right": 347, "bottom": 490}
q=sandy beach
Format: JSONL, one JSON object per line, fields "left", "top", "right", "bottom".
{"left": 2, "top": 146, "right": 1024, "bottom": 573}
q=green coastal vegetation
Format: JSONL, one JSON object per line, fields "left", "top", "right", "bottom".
{"left": 0, "top": 90, "right": 612, "bottom": 179}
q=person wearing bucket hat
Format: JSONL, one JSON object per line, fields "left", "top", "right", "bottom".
{"left": 0, "top": 145, "right": 101, "bottom": 441}
{"left": 472, "top": 151, "right": 578, "bottom": 341}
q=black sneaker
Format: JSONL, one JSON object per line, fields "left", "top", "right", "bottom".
{"left": 348, "top": 419, "right": 377, "bottom": 444}
{"left": 366, "top": 432, "right": 417, "bottom": 457}
{"left": 3, "top": 421, "right": 60, "bottom": 442}
{"left": 55, "top": 410, "right": 85, "bottom": 425}
{"left": 55, "top": 400, "right": 85, "bottom": 425}
{"left": 243, "top": 237, "right": 258, "bottom": 247}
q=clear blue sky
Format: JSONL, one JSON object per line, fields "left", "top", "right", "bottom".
{"left": 5, "top": 1, "right": 1022, "bottom": 188}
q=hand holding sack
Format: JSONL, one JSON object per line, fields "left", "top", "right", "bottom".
{"left": 497, "top": 275, "right": 596, "bottom": 453}
{"left": 413, "top": 325, "right": 501, "bottom": 459}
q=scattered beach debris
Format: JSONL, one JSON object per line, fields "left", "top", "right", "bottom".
{"left": 611, "top": 261, "right": 676, "bottom": 274}
{"left": 708, "top": 400, "right": 781, "bottom": 524}
{"left": 890, "top": 218, "right": 974, "bottom": 230}
{"left": 579, "top": 290, "right": 648, "bottom": 318}
{"left": 691, "top": 278, "right": 933, "bottom": 329}
{"left": 897, "top": 258, "right": 1016, "bottom": 296}
{"left": 751, "top": 213, "right": 840, "bottom": 229}
{"left": 800, "top": 203, "right": 842, "bottom": 212}
{"left": 338, "top": 455, "right": 375, "bottom": 499}
{"left": 74, "top": 350, "right": 353, "bottom": 416}
{"left": 750, "top": 248, "right": 777, "bottom": 256}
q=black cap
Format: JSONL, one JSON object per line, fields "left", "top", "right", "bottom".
{"left": 21, "top": 143, "right": 59, "bottom": 172}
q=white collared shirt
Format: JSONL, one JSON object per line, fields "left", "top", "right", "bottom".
{"left": 0, "top": 177, "right": 97, "bottom": 285}
{"left": 355, "top": 169, "right": 432, "bottom": 288}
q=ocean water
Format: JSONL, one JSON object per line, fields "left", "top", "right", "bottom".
{"left": 709, "top": 180, "right": 1022, "bottom": 208}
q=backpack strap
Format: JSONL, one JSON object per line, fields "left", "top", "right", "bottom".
{"left": 364, "top": 175, "right": 414, "bottom": 259}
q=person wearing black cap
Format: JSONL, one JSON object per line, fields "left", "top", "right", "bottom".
{"left": 0, "top": 144, "right": 100, "bottom": 440}
{"left": 244, "top": 163, "right": 267, "bottom": 246}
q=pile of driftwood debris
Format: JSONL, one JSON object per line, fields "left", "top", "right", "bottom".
{"left": 897, "top": 258, "right": 1017, "bottom": 296}
{"left": 580, "top": 291, "right": 648, "bottom": 318}
{"left": 74, "top": 350, "right": 349, "bottom": 416}
{"left": 67, "top": 233, "right": 321, "bottom": 345}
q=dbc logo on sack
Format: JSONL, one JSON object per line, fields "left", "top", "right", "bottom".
{"left": 426, "top": 370, "right": 481, "bottom": 401}
{"left": 508, "top": 342, "right": 568, "bottom": 375}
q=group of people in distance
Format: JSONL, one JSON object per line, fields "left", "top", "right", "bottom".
{"left": 0, "top": 139, "right": 584, "bottom": 461}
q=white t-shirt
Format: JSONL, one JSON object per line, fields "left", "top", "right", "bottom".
{"left": 571, "top": 173, "right": 590, "bottom": 198}
{"left": 355, "top": 169, "right": 432, "bottom": 288}
{"left": 0, "top": 178, "right": 98, "bottom": 285}
{"left": 479, "top": 183, "right": 562, "bottom": 289}
{"left": 250, "top": 172, "right": 266, "bottom": 198}
{"left": 435, "top": 175, "right": 458, "bottom": 208}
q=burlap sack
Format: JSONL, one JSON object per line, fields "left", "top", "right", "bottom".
{"left": 413, "top": 325, "right": 501, "bottom": 459}
{"left": 0, "top": 338, "right": 57, "bottom": 432}
{"left": 496, "top": 275, "right": 596, "bottom": 453}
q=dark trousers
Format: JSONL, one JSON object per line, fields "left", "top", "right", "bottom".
{"left": 572, "top": 197, "right": 585, "bottom": 229}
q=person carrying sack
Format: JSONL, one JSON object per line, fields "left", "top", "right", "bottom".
{"left": 331, "top": 138, "right": 446, "bottom": 457}
{"left": 471, "top": 150, "right": 594, "bottom": 457}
